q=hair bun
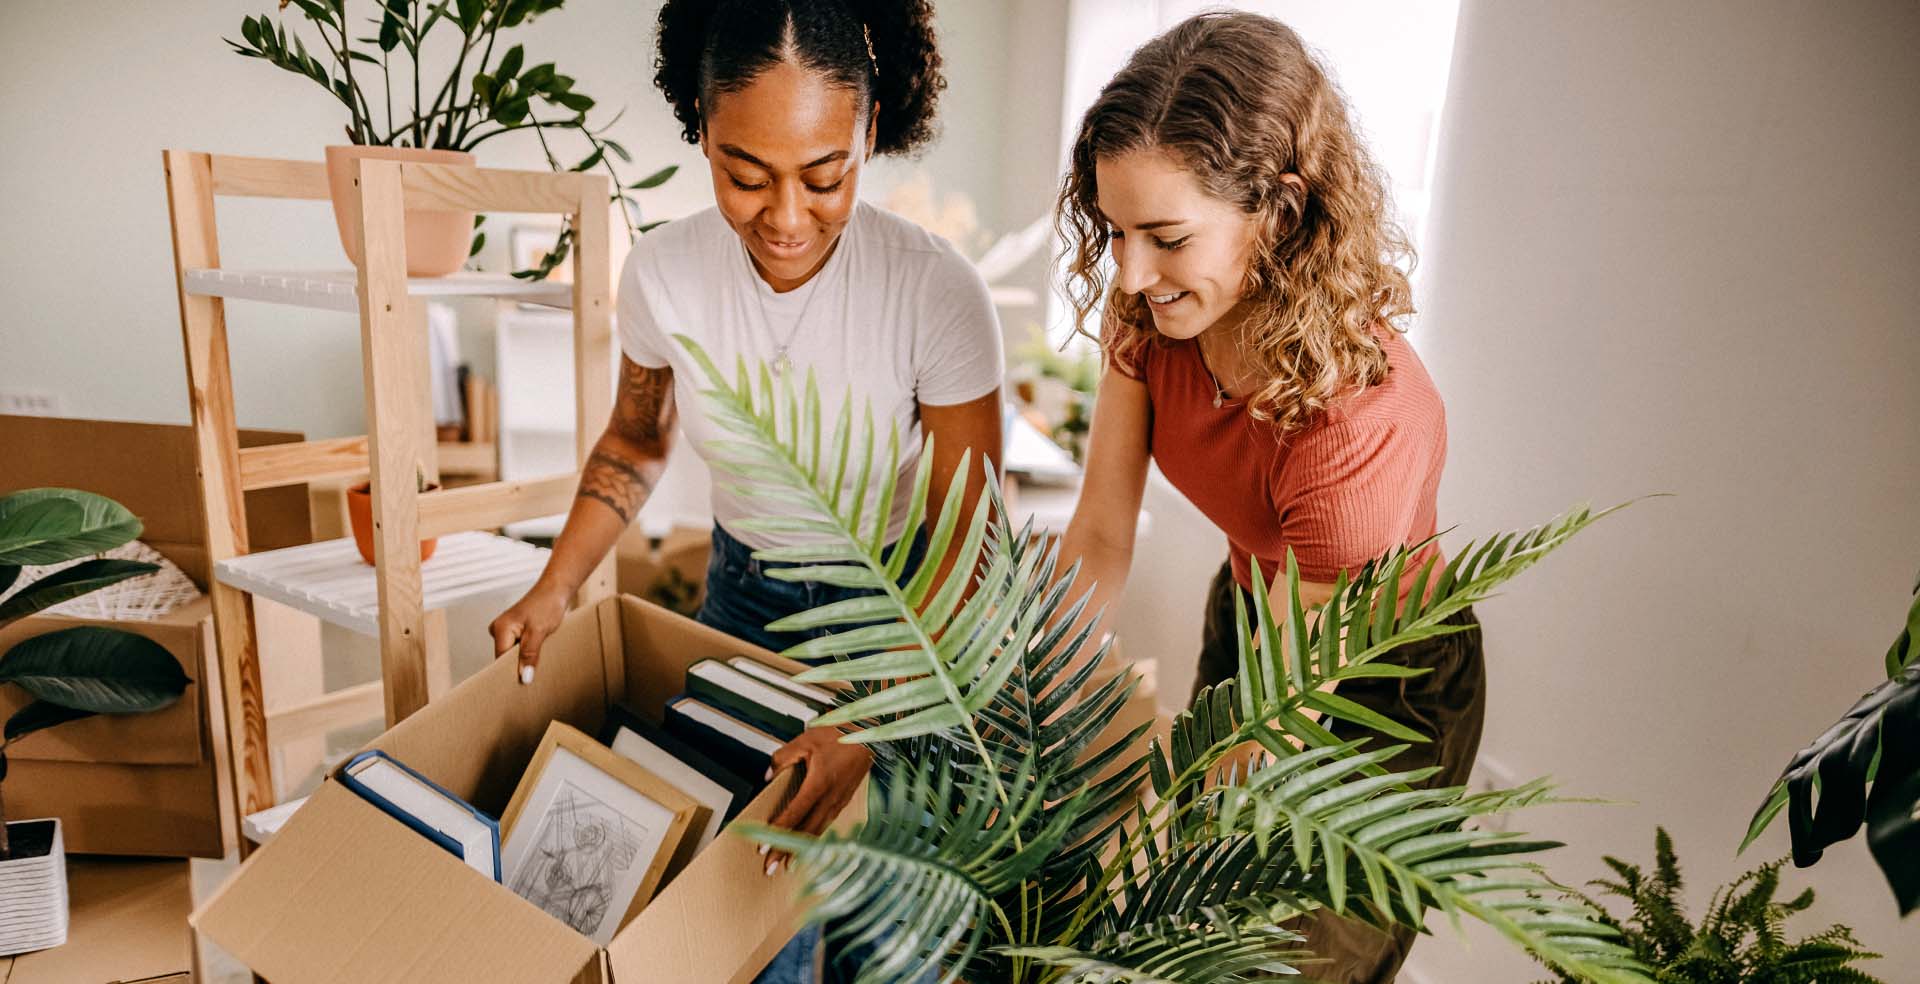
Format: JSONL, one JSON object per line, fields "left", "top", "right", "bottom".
{"left": 849, "top": 0, "right": 946, "bottom": 155}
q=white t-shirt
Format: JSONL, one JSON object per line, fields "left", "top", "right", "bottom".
{"left": 618, "top": 202, "right": 1003, "bottom": 548}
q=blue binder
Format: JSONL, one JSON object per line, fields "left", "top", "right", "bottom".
{"left": 338, "top": 749, "right": 502, "bottom": 882}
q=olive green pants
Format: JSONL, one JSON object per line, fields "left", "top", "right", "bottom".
{"left": 1192, "top": 561, "right": 1487, "bottom": 984}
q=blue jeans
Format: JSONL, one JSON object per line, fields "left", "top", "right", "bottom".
{"left": 695, "top": 524, "right": 929, "bottom": 984}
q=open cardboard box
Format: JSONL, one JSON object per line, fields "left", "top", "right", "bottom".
{"left": 193, "top": 595, "right": 862, "bottom": 984}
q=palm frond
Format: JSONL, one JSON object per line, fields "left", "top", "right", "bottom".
{"left": 742, "top": 751, "right": 1084, "bottom": 984}
{"left": 1125, "top": 743, "right": 1647, "bottom": 982}
{"left": 682, "top": 336, "right": 1044, "bottom": 759}
{"left": 1001, "top": 917, "right": 1311, "bottom": 984}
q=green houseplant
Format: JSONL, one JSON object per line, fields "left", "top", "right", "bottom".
{"left": 678, "top": 338, "right": 1654, "bottom": 984}
{"left": 0, "top": 488, "right": 192, "bottom": 954}
{"left": 226, "top": 0, "right": 675, "bottom": 276}
{"left": 1741, "top": 575, "right": 1920, "bottom": 916}
{"left": 1534, "top": 828, "right": 1884, "bottom": 984}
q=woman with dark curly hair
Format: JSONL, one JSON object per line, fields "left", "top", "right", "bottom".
{"left": 1056, "top": 12, "right": 1481, "bottom": 981}
{"left": 490, "top": 4, "right": 999, "bottom": 978}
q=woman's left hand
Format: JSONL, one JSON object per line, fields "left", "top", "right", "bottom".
{"left": 761, "top": 725, "right": 872, "bottom": 875}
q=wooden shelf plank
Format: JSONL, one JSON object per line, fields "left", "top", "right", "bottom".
{"left": 183, "top": 268, "right": 571, "bottom": 313}
{"left": 214, "top": 532, "right": 548, "bottom": 635}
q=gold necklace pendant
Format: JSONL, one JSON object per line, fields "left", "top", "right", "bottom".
{"left": 772, "top": 347, "right": 794, "bottom": 377}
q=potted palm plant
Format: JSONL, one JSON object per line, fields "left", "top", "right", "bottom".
{"left": 677, "top": 338, "right": 1656, "bottom": 983}
{"left": 0, "top": 489, "right": 192, "bottom": 956}
{"left": 227, "top": 0, "right": 674, "bottom": 276}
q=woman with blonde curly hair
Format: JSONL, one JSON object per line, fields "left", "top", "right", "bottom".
{"left": 1056, "top": 12, "right": 1479, "bottom": 980}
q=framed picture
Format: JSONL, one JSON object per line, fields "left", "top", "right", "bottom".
{"left": 499, "top": 721, "right": 705, "bottom": 946}
{"left": 600, "top": 701, "right": 754, "bottom": 832}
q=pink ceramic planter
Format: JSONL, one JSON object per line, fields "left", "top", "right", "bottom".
{"left": 324, "top": 145, "right": 475, "bottom": 277}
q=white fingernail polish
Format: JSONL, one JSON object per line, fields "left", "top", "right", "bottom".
{"left": 758, "top": 844, "right": 769, "bottom": 856}
{"left": 519, "top": 665, "right": 534, "bottom": 685}
{"left": 765, "top": 860, "right": 779, "bottom": 877}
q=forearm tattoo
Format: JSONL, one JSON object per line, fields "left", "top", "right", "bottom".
{"left": 579, "top": 361, "right": 676, "bottom": 523}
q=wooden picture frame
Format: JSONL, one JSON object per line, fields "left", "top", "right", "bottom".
{"left": 498, "top": 721, "right": 706, "bottom": 946}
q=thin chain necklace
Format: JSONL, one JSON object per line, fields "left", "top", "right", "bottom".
{"left": 751, "top": 252, "right": 830, "bottom": 378}
{"left": 1195, "top": 334, "right": 1235, "bottom": 408}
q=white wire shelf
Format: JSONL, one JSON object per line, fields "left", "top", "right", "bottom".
{"left": 183, "top": 268, "right": 572, "bottom": 313}
{"left": 214, "top": 531, "right": 549, "bottom": 635}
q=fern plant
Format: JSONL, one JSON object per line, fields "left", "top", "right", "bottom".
{"left": 1534, "top": 828, "right": 1884, "bottom": 984}
{"left": 679, "top": 336, "right": 1654, "bottom": 984}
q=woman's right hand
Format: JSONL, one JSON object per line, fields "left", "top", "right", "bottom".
{"left": 490, "top": 580, "right": 573, "bottom": 683}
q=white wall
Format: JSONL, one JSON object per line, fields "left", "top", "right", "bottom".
{"left": 0, "top": 0, "right": 1012, "bottom": 440}
{"left": 1406, "top": 1, "right": 1920, "bottom": 979}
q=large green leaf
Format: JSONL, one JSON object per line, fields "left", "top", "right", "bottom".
{"left": 0, "top": 558, "right": 158, "bottom": 628}
{"left": 4, "top": 700, "right": 96, "bottom": 743}
{"left": 0, "top": 626, "right": 189, "bottom": 713}
{"left": 1742, "top": 666, "right": 1920, "bottom": 915}
{"left": 0, "top": 488, "right": 144, "bottom": 566}
{"left": 1742, "top": 578, "right": 1920, "bottom": 916}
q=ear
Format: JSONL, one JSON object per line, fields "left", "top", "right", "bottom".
{"left": 695, "top": 98, "right": 709, "bottom": 157}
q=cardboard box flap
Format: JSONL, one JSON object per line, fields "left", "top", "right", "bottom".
{"left": 192, "top": 781, "right": 599, "bottom": 984}
{"left": 0, "top": 415, "right": 311, "bottom": 589}
{"left": 604, "top": 595, "right": 864, "bottom": 983}
{"left": 369, "top": 602, "right": 618, "bottom": 812}
{"left": 605, "top": 767, "right": 866, "bottom": 984}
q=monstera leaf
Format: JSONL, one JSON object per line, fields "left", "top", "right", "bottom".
{"left": 0, "top": 488, "right": 144, "bottom": 567}
{"left": 1744, "top": 580, "right": 1920, "bottom": 915}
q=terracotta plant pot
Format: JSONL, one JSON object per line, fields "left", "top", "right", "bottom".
{"left": 324, "top": 145, "right": 475, "bottom": 277}
{"left": 345, "top": 482, "right": 440, "bottom": 566}
{"left": 0, "top": 818, "right": 68, "bottom": 956}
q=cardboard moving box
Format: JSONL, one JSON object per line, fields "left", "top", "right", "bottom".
{"left": 0, "top": 415, "right": 314, "bottom": 858}
{"left": 0, "top": 598, "right": 232, "bottom": 858}
{"left": 193, "top": 595, "right": 863, "bottom": 984}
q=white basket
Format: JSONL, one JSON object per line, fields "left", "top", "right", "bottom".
{"left": 0, "top": 818, "right": 69, "bottom": 955}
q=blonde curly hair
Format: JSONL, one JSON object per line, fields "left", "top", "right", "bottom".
{"left": 1057, "top": 11, "right": 1415, "bottom": 434}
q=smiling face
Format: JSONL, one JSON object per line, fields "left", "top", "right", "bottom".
{"left": 701, "top": 60, "right": 874, "bottom": 293}
{"left": 1094, "top": 147, "right": 1261, "bottom": 341}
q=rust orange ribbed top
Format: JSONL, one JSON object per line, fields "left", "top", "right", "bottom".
{"left": 1127, "top": 329, "right": 1447, "bottom": 591}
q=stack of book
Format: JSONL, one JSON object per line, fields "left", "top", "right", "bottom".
{"left": 335, "top": 654, "right": 834, "bottom": 946}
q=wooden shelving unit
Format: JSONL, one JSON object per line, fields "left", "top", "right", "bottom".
{"left": 162, "top": 151, "right": 615, "bottom": 857}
